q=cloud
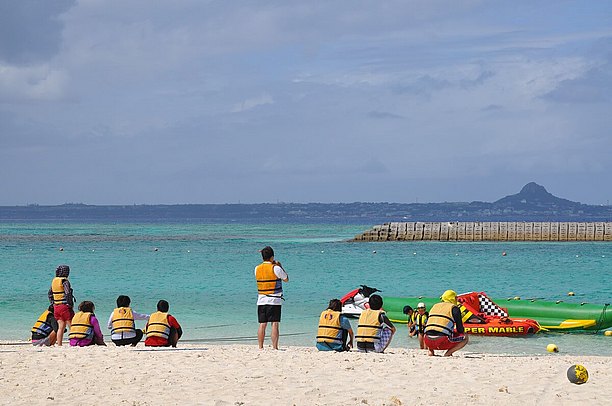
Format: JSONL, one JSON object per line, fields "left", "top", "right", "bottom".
{"left": 231, "top": 94, "right": 275, "bottom": 113}
{"left": 1, "top": 1, "right": 612, "bottom": 204}
{"left": 0, "top": 0, "right": 75, "bottom": 64}
{"left": 0, "top": 63, "right": 67, "bottom": 102}
{"left": 367, "top": 111, "right": 404, "bottom": 119}
{"left": 543, "top": 55, "right": 612, "bottom": 103}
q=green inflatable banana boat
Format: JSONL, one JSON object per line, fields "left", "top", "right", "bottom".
{"left": 381, "top": 294, "right": 611, "bottom": 332}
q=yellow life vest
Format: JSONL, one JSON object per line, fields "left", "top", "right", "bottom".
{"left": 69, "top": 312, "right": 93, "bottom": 339}
{"left": 424, "top": 302, "right": 456, "bottom": 336}
{"left": 356, "top": 309, "right": 383, "bottom": 343}
{"left": 51, "top": 277, "right": 67, "bottom": 304}
{"left": 111, "top": 307, "right": 135, "bottom": 335}
{"left": 255, "top": 262, "right": 282, "bottom": 296}
{"left": 413, "top": 312, "right": 429, "bottom": 333}
{"left": 32, "top": 310, "right": 53, "bottom": 337}
{"left": 146, "top": 311, "right": 171, "bottom": 339}
{"left": 316, "top": 310, "right": 343, "bottom": 344}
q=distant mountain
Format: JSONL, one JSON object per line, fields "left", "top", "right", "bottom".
{"left": 0, "top": 183, "right": 610, "bottom": 223}
{"left": 493, "top": 182, "right": 581, "bottom": 209}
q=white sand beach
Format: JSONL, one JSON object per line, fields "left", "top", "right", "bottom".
{"left": 1, "top": 344, "right": 610, "bottom": 405}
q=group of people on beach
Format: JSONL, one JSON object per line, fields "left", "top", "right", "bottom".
{"left": 255, "top": 246, "right": 468, "bottom": 356}
{"left": 32, "top": 265, "right": 182, "bottom": 348}
{"left": 33, "top": 246, "right": 467, "bottom": 356}
{"left": 313, "top": 290, "right": 468, "bottom": 356}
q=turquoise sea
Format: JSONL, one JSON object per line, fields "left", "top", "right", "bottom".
{"left": 1, "top": 223, "right": 611, "bottom": 355}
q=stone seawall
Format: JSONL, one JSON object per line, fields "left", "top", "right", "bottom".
{"left": 352, "top": 222, "right": 612, "bottom": 241}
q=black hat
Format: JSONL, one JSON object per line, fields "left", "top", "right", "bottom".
{"left": 55, "top": 265, "right": 70, "bottom": 277}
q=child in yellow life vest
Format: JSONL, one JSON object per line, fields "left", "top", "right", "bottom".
{"left": 316, "top": 299, "right": 354, "bottom": 352}
{"left": 47, "top": 265, "right": 75, "bottom": 346}
{"left": 69, "top": 301, "right": 106, "bottom": 347}
{"left": 31, "top": 305, "right": 58, "bottom": 346}
{"left": 413, "top": 302, "right": 429, "bottom": 349}
{"left": 144, "top": 300, "right": 182, "bottom": 347}
{"left": 403, "top": 305, "right": 416, "bottom": 336}
{"left": 107, "top": 295, "right": 150, "bottom": 346}
{"left": 356, "top": 294, "right": 396, "bottom": 353}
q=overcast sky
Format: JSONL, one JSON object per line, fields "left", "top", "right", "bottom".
{"left": 1, "top": 1, "right": 611, "bottom": 205}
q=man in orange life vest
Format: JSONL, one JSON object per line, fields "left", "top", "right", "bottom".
{"left": 255, "top": 246, "right": 289, "bottom": 350}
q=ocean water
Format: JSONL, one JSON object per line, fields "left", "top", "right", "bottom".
{"left": 1, "top": 222, "right": 611, "bottom": 355}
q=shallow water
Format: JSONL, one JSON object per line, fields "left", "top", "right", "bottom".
{"left": 1, "top": 222, "right": 610, "bottom": 355}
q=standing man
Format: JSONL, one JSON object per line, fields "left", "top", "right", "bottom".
{"left": 48, "top": 265, "right": 74, "bottom": 346}
{"left": 424, "top": 290, "right": 468, "bottom": 356}
{"left": 255, "top": 246, "right": 288, "bottom": 350}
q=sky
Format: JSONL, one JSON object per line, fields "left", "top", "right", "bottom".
{"left": 1, "top": 0, "right": 611, "bottom": 205}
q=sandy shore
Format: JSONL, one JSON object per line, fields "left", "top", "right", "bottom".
{"left": 0, "top": 343, "right": 610, "bottom": 405}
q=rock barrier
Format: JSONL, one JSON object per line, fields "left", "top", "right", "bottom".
{"left": 352, "top": 222, "right": 612, "bottom": 241}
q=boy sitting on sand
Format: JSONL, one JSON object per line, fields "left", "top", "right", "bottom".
{"left": 108, "top": 295, "right": 150, "bottom": 347}
{"left": 356, "top": 295, "right": 396, "bottom": 353}
{"left": 144, "top": 300, "right": 182, "bottom": 347}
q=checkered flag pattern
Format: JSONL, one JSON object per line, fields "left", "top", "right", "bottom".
{"left": 478, "top": 294, "right": 508, "bottom": 317}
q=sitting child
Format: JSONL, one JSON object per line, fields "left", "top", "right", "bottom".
{"left": 144, "top": 300, "right": 182, "bottom": 347}
{"left": 31, "top": 305, "right": 58, "bottom": 346}
{"left": 69, "top": 301, "right": 106, "bottom": 347}
{"left": 107, "top": 295, "right": 149, "bottom": 346}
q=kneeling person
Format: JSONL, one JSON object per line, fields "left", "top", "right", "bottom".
{"left": 108, "top": 295, "right": 150, "bottom": 346}
{"left": 423, "top": 290, "right": 468, "bottom": 356}
{"left": 31, "top": 305, "right": 59, "bottom": 346}
{"left": 356, "top": 294, "right": 396, "bottom": 353}
{"left": 145, "top": 300, "right": 182, "bottom": 347}
{"left": 316, "top": 299, "right": 354, "bottom": 351}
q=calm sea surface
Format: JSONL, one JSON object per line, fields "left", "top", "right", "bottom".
{"left": 1, "top": 222, "right": 610, "bottom": 355}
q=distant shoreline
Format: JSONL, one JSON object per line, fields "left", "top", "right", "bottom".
{"left": 1, "top": 201, "right": 611, "bottom": 223}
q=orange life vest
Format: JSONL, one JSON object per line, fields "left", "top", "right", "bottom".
{"left": 255, "top": 262, "right": 283, "bottom": 296}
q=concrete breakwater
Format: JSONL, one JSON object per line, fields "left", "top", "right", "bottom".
{"left": 352, "top": 222, "right": 612, "bottom": 242}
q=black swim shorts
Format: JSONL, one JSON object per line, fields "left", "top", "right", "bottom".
{"left": 257, "top": 304, "right": 282, "bottom": 323}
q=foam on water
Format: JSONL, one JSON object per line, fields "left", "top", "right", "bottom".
{"left": 1, "top": 222, "right": 610, "bottom": 355}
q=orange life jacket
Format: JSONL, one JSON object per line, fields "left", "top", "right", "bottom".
{"left": 255, "top": 262, "right": 283, "bottom": 296}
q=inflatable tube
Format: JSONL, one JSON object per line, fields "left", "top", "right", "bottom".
{"left": 382, "top": 296, "right": 611, "bottom": 332}
{"left": 493, "top": 297, "right": 611, "bottom": 331}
